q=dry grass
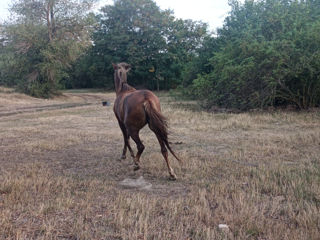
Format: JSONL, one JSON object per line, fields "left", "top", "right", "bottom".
{"left": 0, "top": 89, "right": 319, "bottom": 239}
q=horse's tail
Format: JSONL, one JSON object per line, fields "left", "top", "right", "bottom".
{"left": 144, "top": 101, "right": 182, "bottom": 163}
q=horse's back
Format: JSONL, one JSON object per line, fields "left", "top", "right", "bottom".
{"left": 125, "top": 90, "right": 160, "bottom": 110}
{"left": 120, "top": 90, "right": 160, "bottom": 128}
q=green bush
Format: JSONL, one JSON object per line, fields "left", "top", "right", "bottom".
{"left": 188, "top": 0, "right": 320, "bottom": 110}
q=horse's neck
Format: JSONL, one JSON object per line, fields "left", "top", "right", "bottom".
{"left": 121, "top": 83, "right": 136, "bottom": 92}
{"left": 116, "top": 83, "right": 136, "bottom": 96}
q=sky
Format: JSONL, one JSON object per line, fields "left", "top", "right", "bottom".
{"left": 0, "top": 0, "right": 235, "bottom": 31}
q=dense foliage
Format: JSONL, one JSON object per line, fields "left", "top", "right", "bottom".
{"left": 1, "top": 0, "right": 319, "bottom": 109}
{"left": 190, "top": 0, "right": 320, "bottom": 109}
{"left": 0, "top": 0, "right": 97, "bottom": 97}
{"left": 70, "top": 0, "right": 207, "bottom": 90}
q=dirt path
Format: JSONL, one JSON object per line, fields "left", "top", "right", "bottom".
{"left": 0, "top": 92, "right": 109, "bottom": 117}
{"left": 0, "top": 102, "right": 98, "bottom": 117}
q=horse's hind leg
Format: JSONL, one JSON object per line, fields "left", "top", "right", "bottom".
{"left": 129, "top": 130, "right": 145, "bottom": 171}
{"left": 156, "top": 135, "right": 177, "bottom": 180}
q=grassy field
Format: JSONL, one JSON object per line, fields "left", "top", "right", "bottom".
{"left": 0, "top": 88, "right": 319, "bottom": 239}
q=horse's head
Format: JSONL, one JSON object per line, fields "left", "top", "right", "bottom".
{"left": 112, "top": 62, "right": 135, "bottom": 95}
{"left": 112, "top": 62, "right": 131, "bottom": 84}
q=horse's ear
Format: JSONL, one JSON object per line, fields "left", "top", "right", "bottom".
{"left": 124, "top": 64, "right": 131, "bottom": 72}
{"left": 112, "top": 63, "right": 118, "bottom": 70}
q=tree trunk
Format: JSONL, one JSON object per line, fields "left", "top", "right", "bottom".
{"left": 46, "top": 0, "right": 55, "bottom": 42}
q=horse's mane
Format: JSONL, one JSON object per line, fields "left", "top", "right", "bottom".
{"left": 121, "top": 82, "right": 136, "bottom": 92}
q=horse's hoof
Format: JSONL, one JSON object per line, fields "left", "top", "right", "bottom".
{"left": 169, "top": 175, "right": 177, "bottom": 181}
{"left": 134, "top": 165, "right": 140, "bottom": 171}
{"left": 121, "top": 155, "right": 126, "bottom": 160}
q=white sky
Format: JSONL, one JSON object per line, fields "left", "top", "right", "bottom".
{"left": 152, "top": 0, "right": 231, "bottom": 31}
{"left": 0, "top": 0, "right": 235, "bottom": 31}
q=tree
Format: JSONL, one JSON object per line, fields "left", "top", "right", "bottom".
{"left": 71, "top": 0, "right": 208, "bottom": 90}
{"left": 95, "top": 0, "right": 173, "bottom": 90}
{"left": 0, "top": 0, "right": 97, "bottom": 97}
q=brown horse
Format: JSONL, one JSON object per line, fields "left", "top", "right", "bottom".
{"left": 112, "top": 62, "right": 181, "bottom": 180}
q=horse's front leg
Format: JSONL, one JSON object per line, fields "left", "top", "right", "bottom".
{"left": 129, "top": 130, "right": 145, "bottom": 171}
{"left": 118, "top": 120, "right": 134, "bottom": 159}
{"left": 123, "top": 134, "right": 135, "bottom": 160}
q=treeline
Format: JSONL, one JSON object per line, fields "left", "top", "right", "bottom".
{"left": 70, "top": 0, "right": 207, "bottom": 91}
{"left": 189, "top": 0, "right": 320, "bottom": 110}
{"left": 1, "top": 0, "right": 320, "bottom": 110}
{"left": 0, "top": 0, "right": 207, "bottom": 96}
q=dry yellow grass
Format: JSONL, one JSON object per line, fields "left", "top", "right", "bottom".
{"left": 0, "top": 89, "right": 319, "bottom": 239}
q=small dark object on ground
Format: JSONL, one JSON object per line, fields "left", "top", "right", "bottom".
{"left": 102, "top": 101, "right": 110, "bottom": 106}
